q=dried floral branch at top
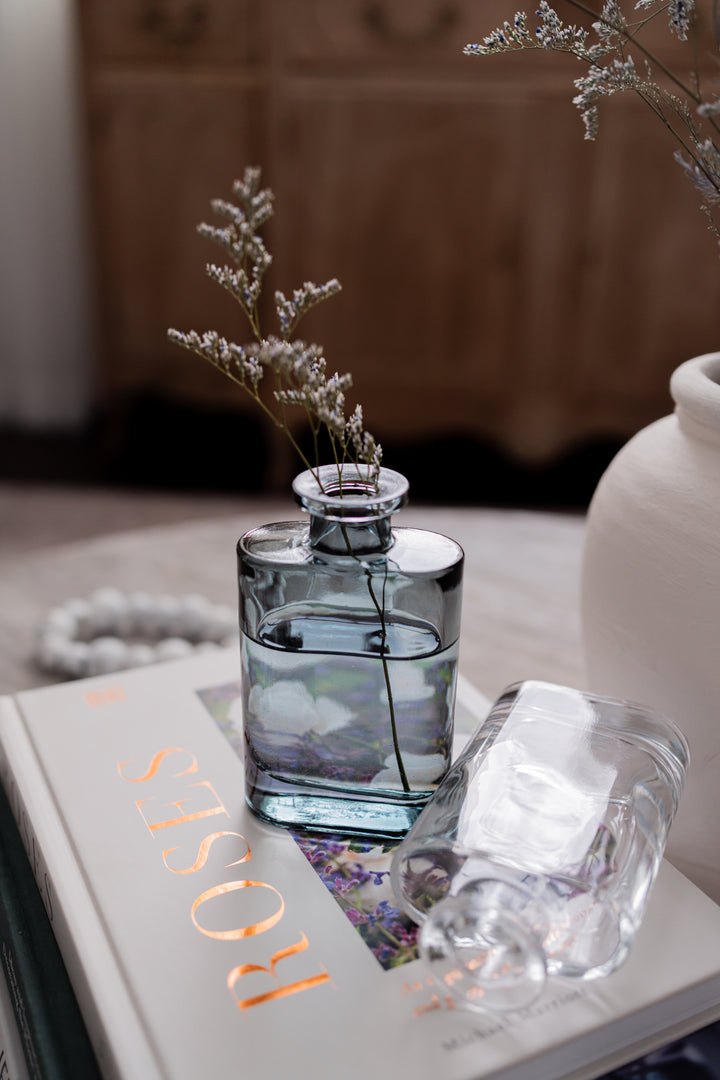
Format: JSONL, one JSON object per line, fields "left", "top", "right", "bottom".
{"left": 168, "top": 167, "right": 382, "bottom": 489}
{"left": 464, "top": 0, "right": 720, "bottom": 245}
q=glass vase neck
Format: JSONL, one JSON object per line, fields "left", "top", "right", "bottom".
{"left": 292, "top": 465, "right": 409, "bottom": 555}
{"left": 418, "top": 881, "right": 548, "bottom": 1013}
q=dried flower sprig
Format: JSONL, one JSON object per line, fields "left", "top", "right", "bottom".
{"left": 168, "top": 166, "right": 382, "bottom": 489}
{"left": 170, "top": 169, "right": 407, "bottom": 793}
{"left": 465, "top": 0, "right": 720, "bottom": 245}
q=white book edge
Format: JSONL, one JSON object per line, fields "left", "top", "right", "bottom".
{"left": 562, "top": 1003, "right": 720, "bottom": 1080}
{"left": 0, "top": 697, "right": 165, "bottom": 1080}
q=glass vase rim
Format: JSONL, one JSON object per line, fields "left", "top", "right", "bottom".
{"left": 418, "top": 885, "right": 547, "bottom": 1014}
{"left": 292, "top": 464, "right": 409, "bottom": 523}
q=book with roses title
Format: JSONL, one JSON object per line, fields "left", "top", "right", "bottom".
{"left": 1, "top": 647, "right": 720, "bottom": 1080}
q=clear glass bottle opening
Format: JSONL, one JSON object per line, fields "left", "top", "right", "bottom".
{"left": 419, "top": 882, "right": 549, "bottom": 1012}
{"left": 238, "top": 466, "right": 464, "bottom": 837}
{"left": 292, "top": 464, "right": 409, "bottom": 555}
{"left": 391, "top": 680, "right": 689, "bottom": 1012}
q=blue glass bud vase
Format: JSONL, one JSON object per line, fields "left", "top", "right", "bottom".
{"left": 237, "top": 464, "right": 464, "bottom": 838}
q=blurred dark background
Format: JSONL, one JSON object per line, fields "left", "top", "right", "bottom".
{"left": 2, "top": 0, "right": 718, "bottom": 511}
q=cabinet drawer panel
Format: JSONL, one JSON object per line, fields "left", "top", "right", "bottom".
{"left": 274, "top": 0, "right": 700, "bottom": 87}
{"left": 85, "top": 82, "right": 264, "bottom": 398}
{"left": 275, "top": 0, "right": 499, "bottom": 69}
{"left": 78, "top": 0, "right": 261, "bottom": 66}
{"left": 270, "top": 87, "right": 720, "bottom": 458}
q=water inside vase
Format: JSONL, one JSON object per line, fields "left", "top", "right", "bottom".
{"left": 241, "top": 607, "right": 458, "bottom": 836}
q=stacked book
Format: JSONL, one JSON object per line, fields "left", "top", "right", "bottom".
{"left": 1, "top": 648, "right": 720, "bottom": 1080}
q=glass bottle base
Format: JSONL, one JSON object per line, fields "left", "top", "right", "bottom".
{"left": 245, "top": 762, "right": 431, "bottom": 839}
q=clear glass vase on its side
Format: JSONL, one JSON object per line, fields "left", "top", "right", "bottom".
{"left": 391, "top": 680, "right": 689, "bottom": 1013}
{"left": 237, "top": 464, "right": 464, "bottom": 838}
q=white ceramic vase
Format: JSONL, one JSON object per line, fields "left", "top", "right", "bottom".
{"left": 581, "top": 352, "right": 720, "bottom": 903}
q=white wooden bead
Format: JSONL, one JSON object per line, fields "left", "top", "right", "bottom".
{"left": 125, "top": 644, "right": 156, "bottom": 668}
{"left": 61, "top": 598, "right": 94, "bottom": 639}
{"left": 194, "top": 640, "right": 221, "bottom": 653}
{"left": 88, "top": 588, "right": 130, "bottom": 636}
{"left": 155, "top": 637, "right": 194, "bottom": 661}
{"left": 204, "top": 604, "right": 237, "bottom": 642}
{"left": 42, "top": 608, "right": 78, "bottom": 637}
{"left": 62, "top": 641, "right": 91, "bottom": 678}
{"left": 141, "top": 595, "right": 180, "bottom": 637}
{"left": 87, "top": 636, "right": 129, "bottom": 675}
{"left": 36, "top": 631, "right": 72, "bottom": 668}
{"left": 176, "top": 593, "right": 212, "bottom": 639}
{"left": 127, "top": 591, "right": 154, "bottom": 629}
{"left": 34, "top": 590, "right": 238, "bottom": 679}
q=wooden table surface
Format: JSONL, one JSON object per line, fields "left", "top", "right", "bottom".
{"left": 0, "top": 498, "right": 587, "bottom": 700}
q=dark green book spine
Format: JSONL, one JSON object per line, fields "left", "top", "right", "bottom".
{"left": 0, "top": 779, "right": 103, "bottom": 1080}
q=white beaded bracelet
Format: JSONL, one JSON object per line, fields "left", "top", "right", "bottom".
{"left": 35, "top": 587, "right": 239, "bottom": 679}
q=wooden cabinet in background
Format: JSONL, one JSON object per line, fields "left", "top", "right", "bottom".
{"left": 75, "top": 0, "right": 720, "bottom": 483}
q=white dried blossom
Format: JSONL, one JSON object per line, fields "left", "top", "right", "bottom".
{"left": 463, "top": 12, "right": 532, "bottom": 54}
{"left": 466, "top": 0, "right": 720, "bottom": 247}
{"left": 345, "top": 406, "right": 383, "bottom": 474}
{"left": 668, "top": 0, "right": 695, "bottom": 40}
{"left": 593, "top": 0, "right": 627, "bottom": 44}
{"left": 580, "top": 105, "right": 600, "bottom": 139}
{"left": 535, "top": 1, "right": 589, "bottom": 49}
{"left": 275, "top": 279, "right": 342, "bottom": 338}
{"left": 197, "top": 219, "right": 272, "bottom": 275}
{"left": 231, "top": 167, "right": 274, "bottom": 227}
{"left": 573, "top": 55, "right": 641, "bottom": 138}
{"left": 168, "top": 168, "right": 381, "bottom": 486}
{"left": 206, "top": 263, "right": 261, "bottom": 312}
{"left": 674, "top": 139, "right": 720, "bottom": 204}
{"left": 464, "top": 3, "right": 605, "bottom": 60}
{"left": 167, "top": 329, "right": 265, "bottom": 390}
{"left": 345, "top": 404, "right": 366, "bottom": 451}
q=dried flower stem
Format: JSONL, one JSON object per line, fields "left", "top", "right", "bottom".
{"left": 362, "top": 565, "right": 410, "bottom": 793}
